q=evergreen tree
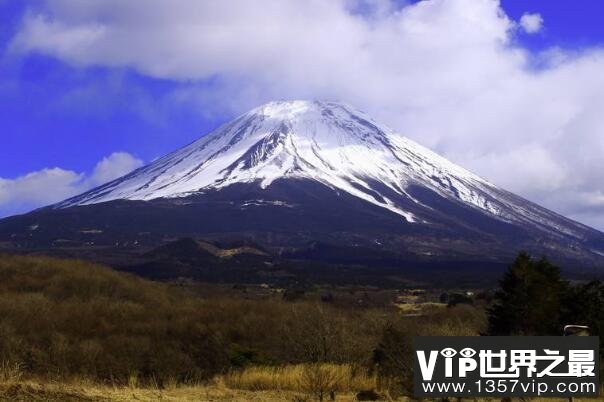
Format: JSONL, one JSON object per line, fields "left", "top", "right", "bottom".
{"left": 564, "top": 280, "right": 604, "bottom": 378}
{"left": 486, "top": 252, "right": 568, "bottom": 335}
{"left": 564, "top": 280, "right": 604, "bottom": 337}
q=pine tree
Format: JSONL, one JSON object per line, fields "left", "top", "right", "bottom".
{"left": 486, "top": 251, "right": 568, "bottom": 335}
{"left": 564, "top": 280, "right": 604, "bottom": 338}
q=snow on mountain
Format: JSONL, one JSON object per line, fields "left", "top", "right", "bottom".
{"left": 59, "top": 100, "right": 590, "bottom": 240}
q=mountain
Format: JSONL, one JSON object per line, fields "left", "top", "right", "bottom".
{"left": 1, "top": 100, "right": 604, "bottom": 272}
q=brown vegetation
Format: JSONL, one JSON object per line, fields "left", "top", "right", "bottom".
{"left": 0, "top": 253, "right": 489, "bottom": 400}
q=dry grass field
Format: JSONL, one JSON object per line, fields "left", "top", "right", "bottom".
{"left": 0, "top": 378, "right": 601, "bottom": 402}
{"left": 1, "top": 362, "right": 602, "bottom": 402}
{"left": 0, "top": 380, "right": 316, "bottom": 402}
{"left": 0, "top": 362, "right": 380, "bottom": 401}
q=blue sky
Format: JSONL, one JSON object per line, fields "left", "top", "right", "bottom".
{"left": 1, "top": 0, "right": 604, "bottom": 230}
{"left": 502, "top": 1, "right": 604, "bottom": 51}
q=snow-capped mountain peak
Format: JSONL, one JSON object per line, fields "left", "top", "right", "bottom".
{"left": 61, "top": 101, "right": 494, "bottom": 220}
{"left": 58, "top": 100, "right": 592, "bottom": 242}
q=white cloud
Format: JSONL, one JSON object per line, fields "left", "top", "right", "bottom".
{"left": 88, "top": 152, "right": 144, "bottom": 187}
{"left": 0, "top": 168, "right": 83, "bottom": 214}
{"left": 519, "top": 12, "right": 544, "bottom": 34}
{"left": 8, "top": 0, "right": 604, "bottom": 230}
{"left": 0, "top": 152, "right": 142, "bottom": 217}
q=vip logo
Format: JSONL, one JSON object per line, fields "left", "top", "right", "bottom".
{"left": 413, "top": 337, "right": 599, "bottom": 397}
{"left": 416, "top": 346, "right": 596, "bottom": 380}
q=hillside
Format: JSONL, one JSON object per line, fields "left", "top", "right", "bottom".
{"left": 0, "top": 253, "right": 488, "bottom": 399}
{"left": 0, "top": 254, "right": 231, "bottom": 382}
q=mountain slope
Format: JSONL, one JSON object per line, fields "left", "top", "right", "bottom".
{"left": 2, "top": 100, "right": 604, "bottom": 269}
{"left": 58, "top": 101, "right": 538, "bottom": 223}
